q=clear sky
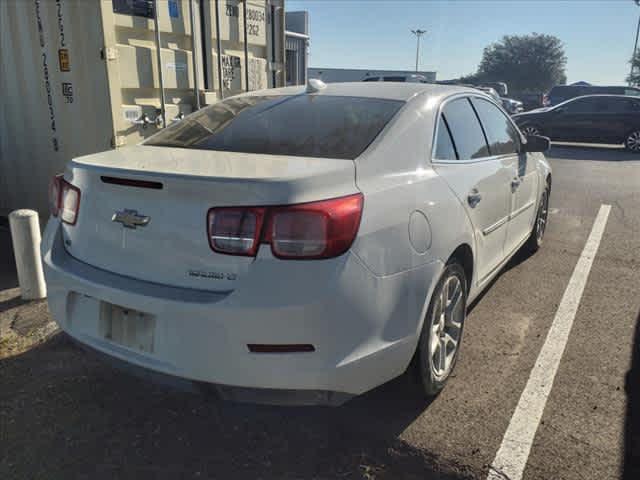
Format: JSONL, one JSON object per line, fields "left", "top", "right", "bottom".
{"left": 286, "top": 0, "right": 640, "bottom": 84}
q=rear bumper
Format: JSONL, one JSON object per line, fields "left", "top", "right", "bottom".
{"left": 73, "top": 337, "right": 353, "bottom": 406}
{"left": 42, "top": 219, "right": 443, "bottom": 402}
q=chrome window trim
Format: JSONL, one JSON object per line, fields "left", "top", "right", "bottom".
{"left": 482, "top": 200, "right": 535, "bottom": 237}
{"left": 430, "top": 92, "right": 525, "bottom": 165}
{"left": 509, "top": 199, "right": 536, "bottom": 220}
{"left": 482, "top": 215, "right": 509, "bottom": 236}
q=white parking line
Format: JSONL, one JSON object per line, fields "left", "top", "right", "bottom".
{"left": 487, "top": 204, "right": 611, "bottom": 480}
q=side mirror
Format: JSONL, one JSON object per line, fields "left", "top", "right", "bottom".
{"left": 522, "top": 135, "right": 550, "bottom": 153}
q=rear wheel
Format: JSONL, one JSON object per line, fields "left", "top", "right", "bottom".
{"left": 521, "top": 125, "right": 543, "bottom": 137}
{"left": 524, "top": 185, "right": 549, "bottom": 253}
{"left": 413, "top": 262, "right": 467, "bottom": 397}
{"left": 625, "top": 130, "right": 640, "bottom": 152}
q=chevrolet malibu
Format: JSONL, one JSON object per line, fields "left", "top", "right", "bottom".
{"left": 42, "top": 83, "right": 551, "bottom": 405}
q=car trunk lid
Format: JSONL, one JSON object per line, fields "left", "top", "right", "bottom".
{"left": 61, "top": 146, "right": 358, "bottom": 293}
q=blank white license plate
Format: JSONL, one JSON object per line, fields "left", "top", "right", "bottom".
{"left": 100, "top": 303, "right": 155, "bottom": 353}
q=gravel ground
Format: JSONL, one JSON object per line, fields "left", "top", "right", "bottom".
{"left": 0, "top": 225, "right": 58, "bottom": 359}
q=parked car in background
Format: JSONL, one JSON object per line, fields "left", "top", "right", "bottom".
{"left": 362, "top": 74, "right": 429, "bottom": 83}
{"left": 481, "top": 82, "right": 508, "bottom": 97}
{"left": 543, "top": 85, "right": 640, "bottom": 106}
{"left": 475, "top": 86, "right": 523, "bottom": 115}
{"left": 501, "top": 97, "right": 524, "bottom": 115}
{"left": 514, "top": 93, "right": 544, "bottom": 111}
{"left": 513, "top": 94, "right": 640, "bottom": 151}
{"left": 42, "top": 83, "right": 551, "bottom": 404}
{"left": 476, "top": 86, "right": 501, "bottom": 102}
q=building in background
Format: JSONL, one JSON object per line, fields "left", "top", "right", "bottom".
{"left": 0, "top": 0, "right": 286, "bottom": 216}
{"left": 285, "top": 11, "right": 309, "bottom": 85}
{"left": 308, "top": 67, "right": 437, "bottom": 83}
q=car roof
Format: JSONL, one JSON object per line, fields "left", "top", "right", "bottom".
{"left": 552, "top": 85, "right": 639, "bottom": 90}
{"left": 553, "top": 94, "right": 640, "bottom": 109}
{"left": 239, "top": 82, "right": 479, "bottom": 102}
{"left": 565, "top": 94, "right": 638, "bottom": 100}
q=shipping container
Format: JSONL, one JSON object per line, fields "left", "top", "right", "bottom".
{"left": 0, "top": 0, "right": 286, "bottom": 216}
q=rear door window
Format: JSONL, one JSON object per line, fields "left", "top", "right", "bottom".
{"left": 441, "top": 98, "right": 490, "bottom": 160}
{"left": 563, "top": 97, "right": 604, "bottom": 113}
{"left": 146, "top": 95, "right": 404, "bottom": 160}
{"left": 434, "top": 116, "right": 458, "bottom": 160}
{"left": 608, "top": 97, "right": 640, "bottom": 113}
{"left": 470, "top": 98, "right": 520, "bottom": 156}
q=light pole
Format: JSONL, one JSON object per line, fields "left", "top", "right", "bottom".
{"left": 411, "top": 29, "right": 427, "bottom": 72}
{"left": 631, "top": 0, "right": 640, "bottom": 85}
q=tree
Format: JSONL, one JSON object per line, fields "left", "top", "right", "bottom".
{"left": 628, "top": 50, "right": 640, "bottom": 86}
{"left": 476, "top": 33, "right": 567, "bottom": 93}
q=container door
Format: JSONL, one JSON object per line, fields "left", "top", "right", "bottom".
{"left": 100, "top": 0, "right": 203, "bottom": 147}
{"left": 199, "top": 0, "right": 283, "bottom": 103}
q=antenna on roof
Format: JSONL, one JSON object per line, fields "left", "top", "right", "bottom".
{"left": 306, "top": 78, "right": 327, "bottom": 93}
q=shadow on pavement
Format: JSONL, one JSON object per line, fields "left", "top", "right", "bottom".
{"left": 0, "top": 296, "right": 27, "bottom": 315}
{"left": 623, "top": 309, "right": 640, "bottom": 479}
{"left": 0, "top": 226, "right": 18, "bottom": 291}
{"left": 548, "top": 144, "right": 638, "bottom": 162}
{"left": 0, "top": 333, "right": 471, "bottom": 480}
{"left": 468, "top": 244, "right": 534, "bottom": 314}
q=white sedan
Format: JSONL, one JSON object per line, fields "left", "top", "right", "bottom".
{"left": 42, "top": 82, "right": 551, "bottom": 405}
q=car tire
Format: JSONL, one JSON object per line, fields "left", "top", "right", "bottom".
{"left": 412, "top": 261, "right": 467, "bottom": 398}
{"left": 524, "top": 184, "right": 550, "bottom": 253}
{"left": 625, "top": 130, "right": 640, "bottom": 152}
{"left": 521, "top": 125, "right": 543, "bottom": 137}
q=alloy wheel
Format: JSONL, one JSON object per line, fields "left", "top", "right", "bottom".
{"left": 429, "top": 275, "right": 465, "bottom": 380}
{"left": 626, "top": 131, "right": 640, "bottom": 152}
{"left": 536, "top": 190, "right": 549, "bottom": 243}
{"left": 522, "top": 126, "right": 540, "bottom": 136}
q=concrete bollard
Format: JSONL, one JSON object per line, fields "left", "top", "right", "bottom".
{"left": 8, "top": 209, "right": 47, "bottom": 300}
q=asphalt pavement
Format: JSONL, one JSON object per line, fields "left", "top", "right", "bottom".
{"left": 0, "top": 143, "right": 639, "bottom": 479}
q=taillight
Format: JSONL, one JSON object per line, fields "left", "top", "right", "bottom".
{"left": 49, "top": 175, "right": 81, "bottom": 225}
{"left": 207, "top": 193, "right": 363, "bottom": 260}
{"left": 207, "top": 207, "right": 266, "bottom": 256}
{"left": 49, "top": 174, "right": 63, "bottom": 216}
{"left": 267, "top": 194, "right": 363, "bottom": 259}
{"left": 270, "top": 210, "right": 327, "bottom": 258}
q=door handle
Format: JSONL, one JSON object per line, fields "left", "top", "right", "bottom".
{"left": 511, "top": 178, "right": 521, "bottom": 191}
{"left": 467, "top": 189, "right": 482, "bottom": 208}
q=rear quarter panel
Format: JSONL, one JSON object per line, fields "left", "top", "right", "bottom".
{"left": 351, "top": 91, "right": 475, "bottom": 279}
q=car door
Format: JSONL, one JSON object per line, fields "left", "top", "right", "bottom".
{"left": 598, "top": 97, "right": 638, "bottom": 143}
{"left": 431, "top": 96, "right": 513, "bottom": 284}
{"left": 470, "top": 97, "right": 539, "bottom": 256}
{"left": 548, "top": 97, "right": 603, "bottom": 141}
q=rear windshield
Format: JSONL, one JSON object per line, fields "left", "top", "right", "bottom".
{"left": 146, "top": 95, "right": 404, "bottom": 160}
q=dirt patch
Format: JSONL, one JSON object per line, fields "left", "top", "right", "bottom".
{"left": 0, "top": 287, "right": 58, "bottom": 359}
{"left": 0, "top": 226, "right": 58, "bottom": 358}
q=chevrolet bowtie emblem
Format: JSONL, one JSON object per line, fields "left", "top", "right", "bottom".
{"left": 112, "top": 209, "right": 150, "bottom": 229}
